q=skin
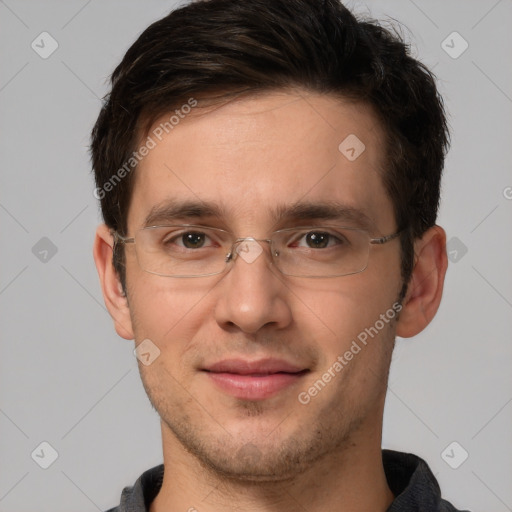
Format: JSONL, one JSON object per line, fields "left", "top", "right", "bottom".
{"left": 94, "top": 90, "right": 448, "bottom": 512}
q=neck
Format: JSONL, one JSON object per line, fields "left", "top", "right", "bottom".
{"left": 150, "top": 422, "right": 394, "bottom": 512}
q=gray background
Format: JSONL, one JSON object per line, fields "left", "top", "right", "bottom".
{"left": 1, "top": 0, "right": 511, "bottom": 510}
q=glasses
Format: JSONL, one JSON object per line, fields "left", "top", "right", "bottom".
{"left": 112, "top": 224, "right": 401, "bottom": 278}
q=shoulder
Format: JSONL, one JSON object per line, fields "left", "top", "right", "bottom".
{"left": 383, "top": 450, "right": 471, "bottom": 512}
{"left": 104, "top": 464, "right": 164, "bottom": 512}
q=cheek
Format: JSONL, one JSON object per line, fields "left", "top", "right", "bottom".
{"left": 294, "top": 269, "right": 399, "bottom": 324}
{"left": 127, "top": 269, "right": 219, "bottom": 345}
{"left": 289, "top": 267, "right": 401, "bottom": 361}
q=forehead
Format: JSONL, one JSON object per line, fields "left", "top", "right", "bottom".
{"left": 128, "top": 90, "right": 395, "bottom": 233}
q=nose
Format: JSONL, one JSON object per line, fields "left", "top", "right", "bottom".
{"left": 214, "top": 239, "right": 293, "bottom": 334}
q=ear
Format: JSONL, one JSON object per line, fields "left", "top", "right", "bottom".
{"left": 396, "top": 225, "right": 448, "bottom": 338}
{"left": 93, "top": 224, "right": 134, "bottom": 340}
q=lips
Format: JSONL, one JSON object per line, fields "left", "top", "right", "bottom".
{"left": 202, "top": 358, "right": 309, "bottom": 400}
{"left": 204, "top": 358, "right": 305, "bottom": 375}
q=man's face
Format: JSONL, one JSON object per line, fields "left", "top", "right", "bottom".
{"left": 123, "top": 91, "right": 403, "bottom": 479}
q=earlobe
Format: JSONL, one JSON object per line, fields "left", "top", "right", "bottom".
{"left": 396, "top": 226, "right": 448, "bottom": 338}
{"left": 93, "top": 224, "right": 134, "bottom": 340}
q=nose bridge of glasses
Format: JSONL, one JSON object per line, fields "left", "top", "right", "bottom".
{"left": 227, "top": 237, "right": 273, "bottom": 265}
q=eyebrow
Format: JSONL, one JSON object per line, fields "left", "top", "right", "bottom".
{"left": 143, "top": 200, "right": 226, "bottom": 227}
{"left": 143, "top": 199, "right": 375, "bottom": 231}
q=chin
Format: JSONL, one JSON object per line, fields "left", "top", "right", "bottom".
{"left": 166, "top": 412, "right": 354, "bottom": 483}
{"left": 195, "top": 441, "right": 317, "bottom": 482}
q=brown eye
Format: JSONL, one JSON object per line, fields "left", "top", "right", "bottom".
{"left": 305, "top": 232, "right": 330, "bottom": 248}
{"left": 181, "top": 232, "right": 206, "bottom": 248}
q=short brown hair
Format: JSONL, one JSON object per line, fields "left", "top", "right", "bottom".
{"left": 90, "top": 0, "right": 450, "bottom": 292}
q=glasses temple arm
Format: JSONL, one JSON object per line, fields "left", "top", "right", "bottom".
{"left": 369, "top": 230, "right": 402, "bottom": 245}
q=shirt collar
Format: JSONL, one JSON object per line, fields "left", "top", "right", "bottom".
{"left": 108, "top": 450, "right": 466, "bottom": 512}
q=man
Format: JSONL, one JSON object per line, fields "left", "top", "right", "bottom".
{"left": 91, "top": 0, "right": 469, "bottom": 510}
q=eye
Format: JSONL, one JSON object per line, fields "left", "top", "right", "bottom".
{"left": 295, "top": 231, "right": 343, "bottom": 249}
{"left": 180, "top": 232, "right": 207, "bottom": 249}
{"left": 162, "top": 231, "right": 214, "bottom": 249}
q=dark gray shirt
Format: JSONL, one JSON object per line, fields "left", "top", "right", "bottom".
{"left": 105, "top": 450, "right": 470, "bottom": 512}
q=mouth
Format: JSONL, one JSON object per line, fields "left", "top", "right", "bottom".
{"left": 201, "top": 359, "right": 310, "bottom": 400}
